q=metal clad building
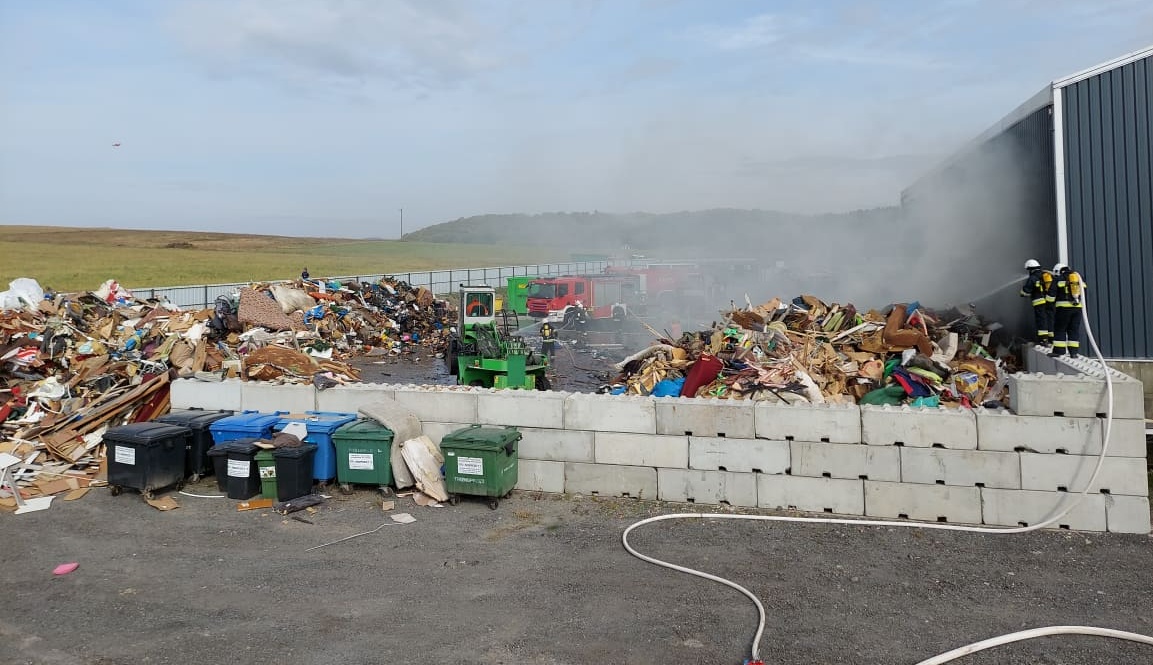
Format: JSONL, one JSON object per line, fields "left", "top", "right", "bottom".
{"left": 902, "top": 44, "right": 1153, "bottom": 360}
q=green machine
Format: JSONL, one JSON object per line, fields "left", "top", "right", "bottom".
{"left": 504, "top": 276, "right": 532, "bottom": 315}
{"left": 447, "top": 284, "right": 550, "bottom": 390}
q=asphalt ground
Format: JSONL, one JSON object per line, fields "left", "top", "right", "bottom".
{"left": 4, "top": 482, "right": 1152, "bottom": 665}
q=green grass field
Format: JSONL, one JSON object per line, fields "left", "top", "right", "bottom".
{"left": 0, "top": 226, "right": 572, "bottom": 291}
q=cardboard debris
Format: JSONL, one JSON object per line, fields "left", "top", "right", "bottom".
{"left": 145, "top": 496, "right": 180, "bottom": 511}
{"left": 237, "top": 498, "right": 274, "bottom": 511}
{"left": 390, "top": 512, "right": 416, "bottom": 524}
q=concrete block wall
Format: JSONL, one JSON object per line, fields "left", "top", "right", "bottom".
{"left": 170, "top": 372, "right": 1151, "bottom": 534}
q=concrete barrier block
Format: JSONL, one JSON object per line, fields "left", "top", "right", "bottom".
{"left": 518, "top": 427, "right": 594, "bottom": 463}
{"left": 657, "top": 469, "right": 758, "bottom": 507}
{"left": 478, "top": 389, "right": 567, "bottom": 429}
{"left": 594, "top": 432, "right": 688, "bottom": 468}
{"left": 865, "top": 481, "right": 981, "bottom": 524}
{"left": 790, "top": 441, "right": 900, "bottom": 482}
{"left": 754, "top": 402, "right": 861, "bottom": 443}
{"left": 975, "top": 409, "right": 1146, "bottom": 457}
{"left": 1024, "top": 345, "right": 1058, "bottom": 375}
{"left": 240, "top": 382, "right": 315, "bottom": 413}
{"left": 391, "top": 386, "right": 478, "bottom": 424}
{"left": 861, "top": 405, "right": 977, "bottom": 449}
{"left": 564, "top": 394, "right": 656, "bottom": 434}
{"left": 1019, "top": 453, "right": 1148, "bottom": 496}
{"left": 516, "top": 459, "right": 565, "bottom": 493}
{"left": 171, "top": 378, "right": 242, "bottom": 410}
{"left": 981, "top": 488, "right": 1107, "bottom": 531}
{"left": 758, "top": 475, "right": 864, "bottom": 515}
{"left": 1105, "top": 495, "right": 1151, "bottom": 534}
{"left": 1008, "top": 372, "right": 1144, "bottom": 419}
{"left": 900, "top": 448, "right": 1020, "bottom": 489}
{"left": 1055, "top": 354, "right": 1142, "bottom": 382}
{"left": 418, "top": 422, "right": 471, "bottom": 445}
{"left": 564, "top": 462, "right": 656, "bottom": 498}
{"left": 689, "top": 437, "right": 789, "bottom": 474}
{"left": 654, "top": 397, "right": 756, "bottom": 438}
{"left": 316, "top": 383, "right": 395, "bottom": 412}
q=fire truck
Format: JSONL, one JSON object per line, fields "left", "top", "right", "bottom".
{"left": 524, "top": 263, "right": 705, "bottom": 326}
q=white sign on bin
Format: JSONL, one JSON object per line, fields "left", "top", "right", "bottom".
{"left": 457, "top": 456, "right": 483, "bottom": 476}
{"left": 227, "top": 459, "right": 250, "bottom": 478}
{"left": 114, "top": 446, "right": 135, "bottom": 466}
{"left": 348, "top": 453, "right": 374, "bottom": 471}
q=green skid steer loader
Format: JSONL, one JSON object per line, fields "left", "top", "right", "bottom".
{"left": 446, "top": 285, "right": 550, "bottom": 390}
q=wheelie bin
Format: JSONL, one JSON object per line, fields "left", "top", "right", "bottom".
{"left": 440, "top": 425, "right": 521, "bottom": 509}
{"left": 154, "top": 408, "right": 233, "bottom": 481}
{"left": 209, "top": 410, "right": 286, "bottom": 445}
{"left": 332, "top": 418, "right": 394, "bottom": 495}
{"left": 272, "top": 411, "right": 357, "bottom": 485}
{"left": 255, "top": 449, "right": 278, "bottom": 499}
{"left": 272, "top": 444, "right": 318, "bottom": 501}
{"left": 105, "top": 423, "right": 192, "bottom": 499}
{"left": 206, "top": 439, "right": 262, "bottom": 499}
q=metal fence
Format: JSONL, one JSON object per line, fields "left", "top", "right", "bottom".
{"left": 131, "top": 261, "right": 611, "bottom": 309}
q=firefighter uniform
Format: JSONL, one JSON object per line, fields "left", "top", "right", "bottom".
{"left": 540, "top": 322, "right": 556, "bottom": 357}
{"left": 1050, "top": 265, "right": 1084, "bottom": 357}
{"left": 1019, "top": 266, "right": 1053, "bottom": 344}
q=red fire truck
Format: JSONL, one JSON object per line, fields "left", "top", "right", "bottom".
{"left": 525, "top": 263, "right": 705, "bottom": 325}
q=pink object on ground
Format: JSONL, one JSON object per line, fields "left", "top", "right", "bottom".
{"left": 53, "top": 562, "right": 79, "bottom": 575}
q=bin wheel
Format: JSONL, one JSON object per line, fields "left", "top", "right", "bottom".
{"left": 339, "top": 483, "right": 354, "bottom": 495}
{"left": 109, "top": 485, "right": 122, "bottom": 497}
{"left": 379, "top": 486, "right": 393, "bottom": 498}
{"left": 143, "top": 489, "right": 155, "bottom": 501}
{"left": 189, "top": 473, "right": 201, "bottom": 483}
{"left": 488, "top": 498, "right": 499, "bottom": 510}
{"left": 175, "top": 480, "right": 185, "bottom": 491}
{"left": 449, "top": 495, "right": 460, "bottom": 506}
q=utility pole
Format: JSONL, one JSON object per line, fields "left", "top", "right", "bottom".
{"left": 399, "top": 208, "right": 404, "bottom": 239}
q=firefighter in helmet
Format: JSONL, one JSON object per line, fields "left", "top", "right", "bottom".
{"left": 1019, "top": 259, "right": 1053, "bottom": 345}
{"left": 539, "top": 321, "right": 556, "bottom": 357}
{"left": 1049, "top": 263, "right": 1084, "bottom": 357}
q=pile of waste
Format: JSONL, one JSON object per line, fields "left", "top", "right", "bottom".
{"left": 607, "top": 295, "right": 1017, "bottom": 408}
{"left": 0, "top": 276, "right": 455, "bottom": 506}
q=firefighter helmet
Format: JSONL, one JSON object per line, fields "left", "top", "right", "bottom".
{"left": 1053, "top": 263, "right": 1068, "bottom": 273}
{"left": 1024, "top": 259, "right": 1041, "bottom": 270}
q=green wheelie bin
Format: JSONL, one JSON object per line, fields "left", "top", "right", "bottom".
{"left": 332, "top": 418, "right": 395, "bottom": 496}
{"left": 440, "top": 425, "right": 520, "bottom": 509}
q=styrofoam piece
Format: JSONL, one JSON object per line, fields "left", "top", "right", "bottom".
{"left": 980, "top": 488, "right": 1107, "bottom": 531}
{"left": 517, "top": 427, "right": 595, "bottom": 463}
{"left": 414, "top": 422, "right": 471, "bottom": 445}
{"left": 564, "top": 462, "right": 657, "bottom": 499}
{"left": 564, "top": 394, "right": 656, "bottom": 434}
{"left": 240, "top": 382, "right": 315, "bottom": 412}
{"left": 754, "top": 402, "right": 861, "bottom": 443}
{"left": 861, "top": 405, "right": 977, "bottom": 449}
{"left": 171, "top": 378, "right": 242, "bottom": 410}
{"left": 657, "top": 468, "right": 758, "bottom": 507}
{"left": 900, "top": 447, "right": 1021, "bottom": 489}
{"left": 757, "top": 475, "right": 865, "bottom": 515}
{"left": 654, "top": 397, "right": 756, "bottom": 438}
{"left": 594, "top": 432, "right": 688, "bottom": 468}
{"left": 1104, "top": 494, "right": 1152, "bottom": 534}
{"left": 789, "top": 441, "right": 900, "bottom": 482}
{"left": 688, "top": 437, "right": 789, "bottom": 474}
{"left": 1008, "top": 372, "right": 1145, "bottom": 419}
{"left": 390, "top": 385, "right": 479, "bottom": 424}
{"left": 516, "top": 459, "right": 565, "bottom": 493}
{"left": 864, "top": 481, "right": 981, "bottom": 524}
{"left": 1019, "top": 453, "right": 1148, "bottom": 496}
{"left": 478, "top": 389, "right": 568, "bottom": 429}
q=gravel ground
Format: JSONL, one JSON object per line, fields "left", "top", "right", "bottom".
{"left": 4, "top": 484, "right": 1151, "bottom": 665}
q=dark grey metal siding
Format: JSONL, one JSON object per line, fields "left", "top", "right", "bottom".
{"left": 900, "top": 107, "right": 1057, "bottom": 334}
{"left": 1062, "top": 54, "right": 1153, "bottom": 358}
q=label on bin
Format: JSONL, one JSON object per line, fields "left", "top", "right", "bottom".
{"left": 348, "top": 453, "right": 374, "bottom": 471}
{"left": 259, "top": 466, "right": 277, "bottom": 479}
{"left": 227, "top": 459, "right": 250, "bottom": 478}
{"left": 457, "top": 456, "right": 484, "bottom": 476}
{"left": 114, "top": 446, "right": 135, "bottom": 466}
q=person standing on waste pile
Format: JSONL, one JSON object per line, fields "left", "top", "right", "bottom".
{"left": 301, "top": 267, "right": 310, "bottom": 282}
{"left": 540, "top": 321, "right": 556, "bottom": 358}
{"left": 1019, "top": 259, "right": 1053, "bottom": 345}
{"left": 1049, "top": 263, "right": 1085, "bottom": 357}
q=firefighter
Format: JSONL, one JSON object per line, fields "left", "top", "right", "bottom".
{"left": 539, "top": 321, "right": 556, "bottom": 357}
{"left": 1049, "top": 263, "right": 1085, "bottom": 357}
{"left": 1018, "top": 259, "right": 1053, "bottom": 344}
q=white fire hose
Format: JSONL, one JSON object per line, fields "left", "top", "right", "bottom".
{"left": 622, "top": 291, "right": 1153, "bottom": 663}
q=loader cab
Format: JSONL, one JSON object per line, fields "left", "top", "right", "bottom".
{"left": 459, "top": 285, "right": 496, "bottom": 327}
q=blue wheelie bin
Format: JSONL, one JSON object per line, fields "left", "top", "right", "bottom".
{"left": 273, "top": 411, "right": 357, "bottom": 484}
{"left": 209, "top": 411, "right": 287, "bottom": 445}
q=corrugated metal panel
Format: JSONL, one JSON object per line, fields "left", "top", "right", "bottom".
{"left": 1062, "top": 54, "right": 1153, "bottom": 358}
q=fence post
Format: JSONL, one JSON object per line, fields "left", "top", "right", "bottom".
{"left": 203, "top": 285, "right": 209, "bottom": 309}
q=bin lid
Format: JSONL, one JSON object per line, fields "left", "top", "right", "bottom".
{"left": 156, "top": 409, "right": 234, "bottom": 430}
{"left": 272, "top": 443, "right": 318, "bottom": 459}
{"left": 333, "top": 418, "right": 395, "bottom": 442}
{"left": 209, "top": 411, "right": 286, "bottom": 433}
{"left": 274, "top": 411, "right": 357, "bottom": 435}
{"left": 440, "top": 425, "right": 521, "bottom": 451}
{"left": 103, "top": 422, "right": 191, "bottom": 446}
{"left": 207, "top": 438, "right": 262, "bottom": 456}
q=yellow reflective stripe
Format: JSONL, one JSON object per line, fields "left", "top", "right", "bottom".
{"left": 1031, "top": 298, "right": 1047, "bottom": 306}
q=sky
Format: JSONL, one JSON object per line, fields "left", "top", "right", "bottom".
{"left": 1, "top": 0, "right": 1151, "bottom": 238}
